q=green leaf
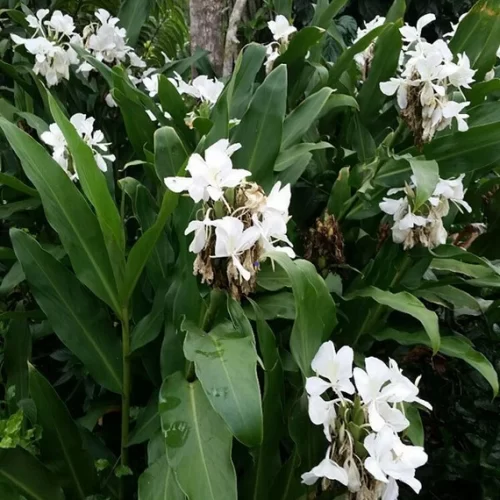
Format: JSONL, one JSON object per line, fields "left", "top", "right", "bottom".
{"left": 128, "top": 392, "right": 161, "bottom": 446}
{"left": 423, "top": 121, "right": 500, "bottom": 178}
{"left": 232, "top": 65, "right": 287, "bottom": 189}
{"left": 0, "top": 172, "right": 38, "bottom": 197}
{"left": 328, "top": 24, "right": 385, "bottom": 84}
{"left": 0, "top": 118, "right": 120, "bottom": 313}
{"left": 243, "top": 291, "right": 296, "bottom": 320}
{"left": 274, "top": 142, "right": 333, "bottom": 172}
{"left": 11, "top": 229, "right": 123, "bottom": 393}
{"left": 282, "top": 87, "right": 333, "bottom": 149}
{"left": 268, "top": 253, "right": 337, "bottom": 376}
{"left": 247, "top": 301, "right": 284, "bottom": 500}
{"left": 183, "top": 320, "right": 263, "bottom": 447}
{"left": 138, "top": 456, "right": 185, "bottom": 500}
{"left": 449, "top": 0, "right": 500, "bottom": 80}
{"left": 154, "top": 126, "right": 189, "bottom": 180}
{"left": 160, "top": 372, "right": 237, "bottom": 500}
{"left": 348, "top": 286, "right": 440, "bottom": 353}
{"left": 408, "top": 158, "right": 439, "bottom": 210}
{"left": 319, "top": 93, "right": 359, "bottom": 117}
{"left": 29, "top": 366, "right": 98, "bottom": 498}
{"left": 118, "top": 0, "right": 156, "bottom": 46}
{"left": 385, "top": 0, "right": 406, "bottom": 22}
{"left": 373, "top": 329, "right": 499, "bottom": 396}
{"left": 4, "top": 312, "right": 30, "bottom": 403}
{"left": 348, "top": 114, "right": 376, "bottom": 162}
{"left": 47, "top": 93, "right": 125, "bottom": 291}
{"left": 277, "top": 27, "right": 325, "bottom": 65}
{"left": 313, "top": 0, "right": 349, "bottom": 29}
{"left": 131, "top": 285, "right": 168, "bottom": 352}
{"left": 113, "top": 88, "right": 156, "bottom": 160}
{"left": 0, "top": 198, "right": 41, "bottom": 220}
{"left": 416, "top": 285, "right": 482, "bottom": 313}
{"left": 0, "top": 261, "right": 25, "bottom": 296}
{"left": 121, "top": 188, "right": 179, "bottom": 306}
{"left": 327, "top": 166, "right": 350, "bottom": 218}
{"left": 357, "top": 23, "right": 402, "bottom": 123}
{"left": 0, "top": 447, "right": 64, "bottom": 500}
{"left": 226, "top": 44, "right": 266, "bottom": 119}
{"left": 274, "top": 0, "right": 293, "bottom": 17}
{"left": 404, "top": 403, "right": 424, "bottom": 446}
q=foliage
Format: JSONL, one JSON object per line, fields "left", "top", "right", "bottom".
{"left": 0, "top": 0, "right": 500, "bottom": 499}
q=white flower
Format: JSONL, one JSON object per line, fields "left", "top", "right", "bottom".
{"left": 26, "top": 9, "right": 49, "bottom": 33}
{"left": 301, "top": 447, "right": 349, "bottom": 486}
{"left": 185, "top": 212, "right": 214, "bottom": 253}
{"left": 265, "top": 43, "right": 280, "bottom": 74}
{"left": 364, "top": 427, "right": 427, "bottom": 494}
{"left": 380, "top": 78, "right": 411, "bottom": 109}
{"left": 41, "top": 113, "right": 114, "bottom": 179}
{"left": 268, "top": 15, "right": 297, "bottom": 43}
{"left": 252, "top": 214, "right": 295, "bottom": 258}
{"left": 307, "top": 395, "right": 337, "bottom": 441}
{"left": 441, "top": 100, "right": 470, "bottom": 132}
{"left": 447, "top": 53, "right": 476, "bottom": 89}
{"left": 143, "top": 74, "right": 160, "bottom": 97}
{"left": 400, "top": 13, "right": 436, "bottom": 45}
{"left": 260, "top": 181, "right": 291, "bottom": 219}
{"left": 379, "top": 197, "right": 408, "bottom": 221}
{"left": 191, "top": 75, "right": 224, "bottom": 105}
{"left": 433, "top": 174, "right": 472, "bottom": 212}
{"left": 396, "top": 207, "right": 427, "bottom": 231}
{"left": 165, "top": 139, "right": 247, "bottom": 202}
{"left": 105, "top": 93, "right": 117, "bottom": 108}
{"left": 213, "top": 217, "right": 260, "bottom": 280}
{"left": 353, "top": 357, "right": 408, "bottom": 432}
{"left": 45, "top": 10, "right": 75, "bottom": 37}
{"left": 384, "top": 359, "right": 433, "bottom": 410}
{"left": 305, "top": 341, "right": 355, "bottom": 398}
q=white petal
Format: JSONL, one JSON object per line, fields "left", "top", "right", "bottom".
{"left": 232, "top": 255, "right": 251, "bottom": 280}
{"left": 164, "top": 176, "right": 192, "bottom": 193}
{"left": 364, "top": 457, "right": 388, "bottom": 483}
{"left": 305, "top": 376, "right": 330, "bottom": 397}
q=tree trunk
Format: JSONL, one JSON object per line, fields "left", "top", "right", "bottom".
{"left": 190, "top": 0, "right": 225, "bottom": 76}
{"left": 223, "top": 0, "right": 248, "bottom": 76}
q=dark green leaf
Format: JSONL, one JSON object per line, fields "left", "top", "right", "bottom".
{"left": 0, "top": 172, "right": 38, "bottom": 197}
{"left": 118, "top": 0, "right": 156, "bottom": 46}
{"left": 138, "top": 456, "right": 185, "bottom": 500}
{"left": 348, "top": 286, "right": 440, "bottom": 352}
{"left": 226, "top": 43, "right": 266, "bottom": 120}
{"left": 154, "top": 126, "right": 188, "bottom": 181}
{"left": 11, "top": 229, "right": 123, "bottom": 393}
{"left": 47, "top": 93, "right": 125, "bottom": 291}
{"left": 269, "top": 253, "right": 337, "bottom": 376}
{"left": 232, "top": 65, "right": 287, "bottom": 189}
{"left": 373, "top": 328, "right": 499, "bottom": 396}
{"left": 449, "top": 0, "right": 500, "bottom": 80}
{"left": 129, "top": 392, "right": 161, "bottom": 446}
{"left": 183, "top": 320, "right": 263, "bottom": 447}
{"left": 282, "top": 87, "right": 333, "bottom": 149}
{"left": 160, "top": 372, "right": 237, "bottom": 500}
{"left": 327, "top": 166, "right": 350, "bottom": 218}
{"left": 29, "top": 366, "right": 98, "bottom": 499}
{"left": 0, "top": 118, "right": 120, "bottom": 313}
{"left": 0, "top": 447, "right": 64, "bottom": 500}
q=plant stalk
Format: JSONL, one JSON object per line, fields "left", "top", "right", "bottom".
{"left": 119, "top": 308, "right": 131, "bottom": 499}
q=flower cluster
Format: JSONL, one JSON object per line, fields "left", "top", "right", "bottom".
{"left": 380, "top": 173, "right": 472, "bottom": 249}
{"left": 164, "top": 139, "right": 294, "bottom": 298}
{"left": 353, "top": 15, "right": 386, "bottom": 80}
{"left": 264, "top": 15, "right": 297, "bottom": 74}
{"left": 41, "top": 113, "right": 115, "bottom": 181}
{"left": 10, "top": 9, "right": 80, "bottom": 87}
{"left": 380, "top": 14, "right": 476, "bottom": 145}
{"left": 303, "top": 342, "right": 431, "bottom": 499}
{"left": 10, "top": 9, "right": 144, "bottom": 87}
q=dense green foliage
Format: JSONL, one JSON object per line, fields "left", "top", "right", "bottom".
{"left": 0, "top": 0, "right": 500, "bottom": 499}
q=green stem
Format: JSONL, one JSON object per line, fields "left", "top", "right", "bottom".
{"left": 119, "top": 308, "right": 131, "bottom": 499}
{"left": 185, "top": 290, "right": 225, "bottom": 381}
{"left": 388, "top": 119, "right": 406, "bottom": 151}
